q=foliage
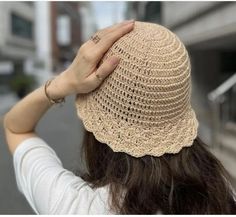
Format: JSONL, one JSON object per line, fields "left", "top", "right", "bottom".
{"left": 10, "top": 73, "right": 38, "bottom": 98}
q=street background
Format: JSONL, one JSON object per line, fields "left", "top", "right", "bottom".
{"left": 0, "top": 1, "right": 236, "bottom": 214}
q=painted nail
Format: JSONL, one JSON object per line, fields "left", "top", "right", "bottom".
{"left": 111, "top": 57, "right": 120, "bottom": 65}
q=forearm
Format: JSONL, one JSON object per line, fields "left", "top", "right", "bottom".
{"left": 4, "top": 71, "right": 74, "bottom": 134}
{"left": 4, "top": 86, "right": 50, "bottom": 133}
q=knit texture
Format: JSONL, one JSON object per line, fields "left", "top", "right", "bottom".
{"left": 75, "top": 21, "right": 199, "bottom": 157}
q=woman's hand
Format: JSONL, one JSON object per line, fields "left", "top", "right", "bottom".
{"left": 49, "top": 20, "right": 135, "bottom": 99}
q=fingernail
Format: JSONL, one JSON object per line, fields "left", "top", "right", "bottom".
{"left": 111, "top": 57, "right": 120, "bottom": 65}
{"left": 122, "top": 19, "right": 134, "bottom": 25}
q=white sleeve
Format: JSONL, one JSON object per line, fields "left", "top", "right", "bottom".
{"left": 13, "top": 137, "right": 108, "bottom": 214}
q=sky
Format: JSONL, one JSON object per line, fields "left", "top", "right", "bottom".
{"left": 91, "top": 1, "right": 127, "bottom": 29}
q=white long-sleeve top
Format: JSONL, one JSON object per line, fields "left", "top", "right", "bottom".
{"left": 13, "top": 137, "right": 113, "bottom": 214}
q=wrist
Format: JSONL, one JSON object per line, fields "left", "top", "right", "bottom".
{"left": 46, "top": 72, "right": 75, "bottom": 99}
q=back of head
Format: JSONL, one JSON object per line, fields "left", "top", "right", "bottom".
{"left": 80, "top": 131, "right": 236, "bottom": 214}
{"left": 75, "top": 21, "right": 236, "bottom": 214}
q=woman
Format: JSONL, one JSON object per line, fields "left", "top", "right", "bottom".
{"left": 4, "top": 20, "right": 236, "bottom": 214}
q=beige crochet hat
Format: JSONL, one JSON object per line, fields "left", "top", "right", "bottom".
{"left": 75, "top": 21, "right": 199, "bottom": 157}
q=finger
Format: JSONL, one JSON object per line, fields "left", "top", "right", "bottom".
{"left": 81, "top": 20, "right": 135, "bottom": 51}
{"left": 85, "top": 56, "right": 120, "bottom": 87}
{"left": 100, "top": 19, "right": 135, "bottom": 37}
{"left": 78, "top": 21, "right": 134, "bottom": 67}
{"left": 91, "top": 21, "right": 135, "bottom": 64}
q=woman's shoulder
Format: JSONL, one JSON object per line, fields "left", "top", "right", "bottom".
{"left": 13, "top": 136, "right": 112, "bottom": 214}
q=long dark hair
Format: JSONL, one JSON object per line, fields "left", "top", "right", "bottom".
{"left": 78, "top": 129, "right": 236, "bottom": 214}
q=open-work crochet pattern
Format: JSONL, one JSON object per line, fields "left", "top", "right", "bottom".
{"left": 76, "top": 21, "right": 199, "bottom": 157}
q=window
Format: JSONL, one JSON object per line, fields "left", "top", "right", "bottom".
{"left": 11, "top": 13, "right": 33, "bottom": 39}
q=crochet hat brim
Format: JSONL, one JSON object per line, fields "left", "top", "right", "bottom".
{"left": 75, "top": 94, "right": 199, "bottom": 158}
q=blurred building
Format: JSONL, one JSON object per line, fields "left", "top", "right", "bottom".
{"left": 78, "top": 2, "right": 97, "bottom": 43}
{"left": 0, "top": 1, "right": 90, "bottom": 87}
{"left": 0, "top": 1, "right": 97, "bottom": 118}
{"left": 162, "top": 2, "right": 236, "bottom": 92}
{"left": 51, "top": 2, "right": 82, "bottom": 72}
{"left": 34, "top": 1, "right": 52, "bottom": 84}
{"left": 0, "top": 2, "right": 35, "bottom": 84}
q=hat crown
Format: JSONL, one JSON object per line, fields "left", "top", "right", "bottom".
{"left": 95, "top": 21, "right": 191, "bottom": 128}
